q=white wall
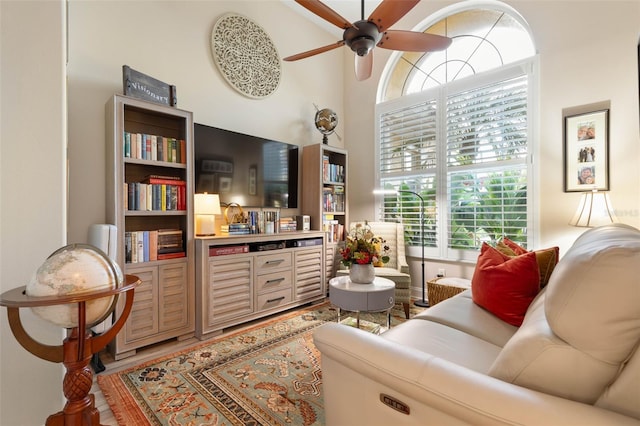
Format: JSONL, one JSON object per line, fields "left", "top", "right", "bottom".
{"left": 343, "top": 0, "right": 640, "bottom": 283}
{"left": 0, "top": 1, "right": 67, "bottom": 424}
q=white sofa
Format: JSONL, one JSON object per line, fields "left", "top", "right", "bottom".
{"left": 314, "top": 224, "right": 640, "bottom": 425}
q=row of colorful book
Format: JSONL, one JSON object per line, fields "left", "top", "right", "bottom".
{"left": 125, "top": 229, "right": 184, "bottom": 263}
{"left": 125, "top": 175, "right": 187, "bottom": 211}
{"left": 123, "top": 131, "right": 186, "bottom": 164}
{"left": 322, "top": 155, "right": 345, "bottom": 183}
{"left": 323, "top": 219, "right": 344, "bottom": 243}
{"left": 322, "top": 185, "right": 345, "bottom": 212}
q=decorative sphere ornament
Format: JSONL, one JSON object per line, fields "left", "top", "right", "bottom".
{"left": 26, "top": 244, "right": 123, "bottom": 328}
{"left": 314, "top": 108, "right": 338, "bottom": 144}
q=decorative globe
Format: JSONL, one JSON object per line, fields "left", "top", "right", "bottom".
{"left": 314, "top": 108, "right": 338, "bottom": 142}
{"left": 26, "top": 244, "right": 123, "bottom": 328}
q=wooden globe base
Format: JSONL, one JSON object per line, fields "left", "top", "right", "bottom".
{"left": 45, "top": 329, "right": 102, "bottom": 426}
{"left": 0, "top": 275, "right": 139, "bottom": 426}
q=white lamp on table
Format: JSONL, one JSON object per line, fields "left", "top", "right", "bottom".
{"left": 194, "top": 193, "right": 221, "bottom": 236}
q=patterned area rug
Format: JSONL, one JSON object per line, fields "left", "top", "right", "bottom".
{"left": 98, "top": 302, "right": 423, "bottom": 425}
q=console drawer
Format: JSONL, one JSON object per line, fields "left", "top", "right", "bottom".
{"left": 256, "top": 270, "right": 292, "bottom": 293}
{"left": 255, "top": 252, "right": 292, "bottom": 273}
{"left": 256, "top": 287, "right": 292, "bottom": 310}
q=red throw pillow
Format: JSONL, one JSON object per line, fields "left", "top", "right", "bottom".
{"left": 472, "top": 243, "right": 540, "bottom": 326}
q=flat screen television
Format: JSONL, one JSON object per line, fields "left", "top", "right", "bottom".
{"left": 194, "top": 123, "right": 299, "bottom": 208}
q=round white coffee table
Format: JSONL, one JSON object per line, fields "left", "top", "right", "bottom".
{"left": 329, "top": 275, "right": 395, "bottom": 329}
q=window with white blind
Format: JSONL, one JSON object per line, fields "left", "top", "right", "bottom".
{"left": 377, "top": 62, "right": 533, "bottom": 261}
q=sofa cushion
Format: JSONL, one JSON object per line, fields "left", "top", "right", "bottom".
{"left": 471, "top": 243, "right": 540, "bottom": 326}
{"left": 415, "top": 290, "right": 518, "bottom": 347}
{"left": 381, "top": 318, "right": 502, "bottom": 373}
{"left": 490, "top": 224, "right": 640, "bottom": 405}
{"left": 489, "top": 292, "right": 621, "bottom": 404}
{"left": 545, "top": 224, "right": 640, "bottom": 364}
{"left": 496, "top": 238, "right": 559, "bottom": 289}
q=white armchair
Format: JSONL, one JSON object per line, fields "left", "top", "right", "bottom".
{"left": 337, "top": 221, "right": 412, "bottom": 318}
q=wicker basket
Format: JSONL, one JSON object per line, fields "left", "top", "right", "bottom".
{"left": 427, "top": 277, "right": 471, "bottom": 306}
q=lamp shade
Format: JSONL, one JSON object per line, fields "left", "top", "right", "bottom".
{"left": 194, "top": 193, "right": 221, "bottom": 236}
{"left": 569, "top": 191, "right": 617, "bottom": 227}
{"left": 194, "top": 193, "right": 221, "bottom": 215}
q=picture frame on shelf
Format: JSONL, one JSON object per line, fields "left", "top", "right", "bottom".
{"left": 563, "top": 108, "right": 609, "bottom": 192}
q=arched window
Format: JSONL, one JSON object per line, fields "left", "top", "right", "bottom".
{"left": 376, "top": 2, "right": 536, "bottom": 261}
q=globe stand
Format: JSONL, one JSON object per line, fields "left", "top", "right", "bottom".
{"left": 0, "top": 275, "right": 140, "bottom": 426}
{"left": 322, "top": 134, "right": 329, "bottom": 145}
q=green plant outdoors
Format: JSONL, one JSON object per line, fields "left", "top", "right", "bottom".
{"left": 449, "top": 169, "right": 527, "bottom": 249}
{"left": 381, "top": 171, "right": 527, "bottom": 251}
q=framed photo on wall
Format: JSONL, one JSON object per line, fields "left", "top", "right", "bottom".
{"left": 563, "top": 109, "right": 609, "bottom": 192}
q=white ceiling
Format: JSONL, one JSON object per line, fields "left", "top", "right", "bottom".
{"left": 282, "top": 0, "right": 385, "bottom": 36}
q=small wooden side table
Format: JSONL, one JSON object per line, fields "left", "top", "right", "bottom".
{"left": 329, "top": 276, "right": 395, "bottom": 329}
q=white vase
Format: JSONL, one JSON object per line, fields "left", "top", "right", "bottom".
{"left": 349, "top": 263, "right": 375, "bottom": 284}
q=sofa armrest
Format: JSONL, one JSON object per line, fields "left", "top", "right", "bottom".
{"left": 313, "top": 323, "right": 640, "bottom": 426}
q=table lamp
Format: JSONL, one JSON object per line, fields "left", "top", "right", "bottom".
{"left": 195, "top": 193, "right": 221, "bottom": 236}
{"left": 569, "top": 190, "right": 618, "bottom": 227}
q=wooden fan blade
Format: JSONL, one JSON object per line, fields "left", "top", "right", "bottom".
{"left": 283, "top": 41, "right": 345, "bottom": 61}
{"left": 368, "top": 0, "right": 420, "bottom": 32}
{"left": 377, "top": 30, "right": 452, "bottom": 52}
{"left": 294, "top": 0, "right": 356, "bottom": 30}
{"left": 355, "top": 52, "right": 373, "bottom": 81}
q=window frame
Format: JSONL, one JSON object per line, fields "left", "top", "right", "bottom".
{"left": 375, "top": 58, "right": 538, "bottom": 263}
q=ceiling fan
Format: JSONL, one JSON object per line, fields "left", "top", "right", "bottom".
{"left": 283, "top": 0, "right": 452, "bottom": 81}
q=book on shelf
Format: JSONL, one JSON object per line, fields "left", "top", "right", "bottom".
{"left": 125, "top": 229, "right": 184, "bottom": 264}
{"left": 279, "top": 216, "right": 298, "bottom": 232}
{"left": 157, "top": 252, "right": 186, "bottom": 260}
{"left": 322, "top": 185, "right": 345, "bottom": 212}
{"left": 209, "top": 245, "right": 250, "bottom": 256}
{"left": 245, "top": 208, "right": 280, "bottom": 234}
{"left": 322, "top": 219, "right": 344, "bottom": 243}
{"left": 220, "top": 223, "right": 251, "bottom": 235}
{"left": 125, "top": 180, "right": 187, "bottom": 211}
{"left": 123, "top": 131, "right": 186, "bottom": 164}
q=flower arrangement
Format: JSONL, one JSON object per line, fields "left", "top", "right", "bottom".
{"left": 340, "top": 222, "right": 390, "bottom": 267}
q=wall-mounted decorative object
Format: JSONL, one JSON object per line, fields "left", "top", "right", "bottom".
{"left": 122, "top": 65, "right": 177, "bottom": 106}
{"left": 211, "top": 13, "right": 281, "bottom": 99}
{"left": 563, "top": 108, "right": 609, "bottom": 192}
{"left": 249, "top": 165, "right": 257, "bottom": 195}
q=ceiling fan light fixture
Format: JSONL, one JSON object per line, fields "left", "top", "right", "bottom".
{"left": 344, "top": 20, "right": 382, "bottom": 56}
{"left": 349, "top": 36, "right": 376, "bottom": 56}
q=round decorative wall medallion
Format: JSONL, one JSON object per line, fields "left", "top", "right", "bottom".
{"left": 211, "top": 13, "right": 281, "bottom": 99}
